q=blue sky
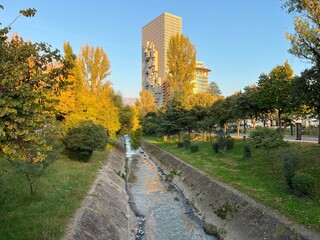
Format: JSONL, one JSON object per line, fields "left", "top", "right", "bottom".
{"left": 1, "top": 0, "right": 311, "bottom": 98}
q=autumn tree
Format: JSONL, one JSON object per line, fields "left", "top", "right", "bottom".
{"left": 135, "top": 89, "right": 157, "bottom": 119}
{"left": 54, "top": 42, "right": 78, "bottom": 120}
{"left": 186, "top": 92, "right": 223, "bottom": 110}
{"left": 166, "top": 34, "right": 196, "bottom": 105}
{"left": 66, "top": 44, "right": 120, "bottom": 138}
{"left": 207, "top": 81, "right": 222, "bottom": 96}
{"left": 79, "top": 44, "right": 111, "bottom": 94}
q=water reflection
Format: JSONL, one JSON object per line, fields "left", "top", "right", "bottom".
{"left": 125, "top": 137, "right": 216, "bottom": 240}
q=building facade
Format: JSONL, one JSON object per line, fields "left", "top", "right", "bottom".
{"left": 193, "top": 62, "right": 211, "bottom": 93}
{"left": 142, "top": 12, "right": 182, "bottom": 106}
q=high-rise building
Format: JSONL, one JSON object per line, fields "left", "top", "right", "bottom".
{"left": 142, "top": 12, "right": 182, "bottom": 106}
{"left": 193, "top": 62, "right": 211, "bottom": 93}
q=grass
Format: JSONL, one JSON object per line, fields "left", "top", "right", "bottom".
{"left": 144, "top": 136, "right": 320, "bottom": 233}
{"left": 0, "top": 140, "right": 111, "bottom": 240}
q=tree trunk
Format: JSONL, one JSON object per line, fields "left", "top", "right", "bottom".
{"left": 237, "top": 119, "right": 240, "bottom": 138}
{"left": 318, "top": 111, "right": 320, "bottom": 144}
{"left": 278, "top": 110, "right": 282, "bottom": 130}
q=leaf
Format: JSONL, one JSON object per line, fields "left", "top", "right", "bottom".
{"left": 19, "top": 8, "right": 37, "bottom": 17}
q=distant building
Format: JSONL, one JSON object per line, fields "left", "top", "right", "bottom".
{"left": 142, "top": 12, "right": 182, "bottom": 107}
{"left": 193, "top": 62, "right": 211, "bottom": 93}
{"left": 122, "top": 98, "right": 138, "bottom": 106}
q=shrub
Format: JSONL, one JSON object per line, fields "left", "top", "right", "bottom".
{"left": 183, "top": 139, "right": 191, "bottom": 149}
{"left": 243, "top": 144, "right": 251, "bottom": 159}
{"left": 62, "top": 120, "right": 108, "bottom": 161}
{"left": 225, "top": 135, "right": 235, "bottom": 150}
{"left": 292, "top": 174, "right": 316, "bottom": 196}
{"left": 249, "top": 128, "right": 286, "bottom": 169}
{"left": 214, "top": 134, "right": 234, "bottom": 152}
{"left": 279, "top": 148, "right": 300, "bottom": 188}
{"left": 212, "top": 143, "right": 219, "bottom": 153}
{"left": 190, "top": 145, "right": 199, "bottom": 153}
{"left": 177, "top": 142, "right": 184, "bottom": 148}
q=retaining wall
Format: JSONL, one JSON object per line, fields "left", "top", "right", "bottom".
{"left": 142, "top": 140, "right": 320, "bottom": 240}
{"left": 63, "top": 140, "right": 135, "bottom": 240}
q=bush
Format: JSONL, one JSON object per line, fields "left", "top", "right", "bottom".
{"left": 292, "top": 174, "right": 316, "bottom": 196}
{"left": 214, "top": 134, "right": 235, "bottom": 152}
{"left": 279, "top": 148, "right": 300, "bottom": 188}
{"left": 212, "top": 143, "right": 219, "bottom": 153}
{"left": 249, "top": 128, "right": 286, "bottom": 168}
{"left": 62, "top": 120, "right": 108, "bottom": 161}
{"left": 184, "top": 139, "right": 191, "bottom": 149}
{"left": 243, "top": 144, "right": 251, "bottom": 159}
{"left": 190, "top": 145, "right": 199, "bottom": 153}
{"left": 177, "top": 142, "right": 184, "bottom": 148}
{"left": 225, "top": 135, "right": 235, "bottom": 150}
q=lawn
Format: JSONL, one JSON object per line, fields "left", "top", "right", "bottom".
{"left": 0, "top": 141, "right": 111, "bottom": 240}
{"left": 144, "top": 136, "right": 320, "bottom": 233}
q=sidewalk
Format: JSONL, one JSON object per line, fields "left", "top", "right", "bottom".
{"left": 230, "top": 133, "right": 319, "bottom": 144}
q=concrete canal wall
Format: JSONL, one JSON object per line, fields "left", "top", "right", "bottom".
{"left": 63, "top": 139, "right": 136, "bottom": 240}
{"left": 142, "top": 140, "right": 320, "bottom": 240}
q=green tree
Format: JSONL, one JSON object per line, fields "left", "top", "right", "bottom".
{"left": 249, "top": 128, "right": 286, "bottom": 170}
{"left": 292, "top": 66, "right": 320, "bottom": 143}
{"left": 159, "top": 99, "right": 185, "bottom": 143}
{"left": 135, "top": 89, "right": 157, "bottom": 119}
{"left": 207, "top": 81, "right": 222, "bottom": 96}
{"left": 0, "top": 7, "right": 70, "bottom": 194}
{"left": 166, "top": 34, "right": 196, "bottom": 105}
{"left": 257, "top": 61, "right": 294, "bottom": 129}
{"left": 283, "top": 0, "right": 320, "bottom": 65}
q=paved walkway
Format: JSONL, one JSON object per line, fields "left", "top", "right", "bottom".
{"left": 230, "top": 133, "right": 319, "bottom": 144}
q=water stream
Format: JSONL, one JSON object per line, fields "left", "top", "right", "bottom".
{"left": 125, "top": 136, "right": 216, "bottom": 240}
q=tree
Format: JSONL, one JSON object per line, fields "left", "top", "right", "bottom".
{"left": 78, "top": 44, "right": 111, "bottom": 94}
{"left": 207, "top": 81, "right": 222, "bottom": 96}
{"left": 292, "top": 66, "right": 320, "bottom": 143}
{"left": 159, "top": 99, "right": 186, "bottom": 143}
{"left": 66, "top": 44, "right": 120, "bottom": 138}
{"left": 0, "top": 7, "right": 70, "bottom": 194}
{"left": 250, "top": 128, "right": 286, "bottom": 171}
{"left": 186, "top": 92, "right": 222, "bottom": 109}
{"left": 283, "top": 0, "right": 320, "bottom": 65}
{"left": 166, "top": 34, "right": 196, "bottom": 105}
{"left": 135, "top": 89, "right": 157, "bottom": 119}
{"left": 54, "top": 42, "right": 78, "bottom": 120}
{"left": 257, "top": 61, "right": 294, "bottom": 129}
{"left": 0, "top": 37, "right": 69, "bottom": 163}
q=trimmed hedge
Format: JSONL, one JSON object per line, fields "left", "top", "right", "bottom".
{"left": 190, "top": 145, "right": 199, "bottom": 153}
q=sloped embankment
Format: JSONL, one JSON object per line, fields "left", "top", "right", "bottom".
{"left": 141, "top": 140, "right": 320, "bottom": 240}
{"left": 63, "top": 140, "right": 135, "bottom": 240}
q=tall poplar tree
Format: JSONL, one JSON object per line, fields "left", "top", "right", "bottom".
{"left": 166, "top": 34, "right": 196, "bottom": 106}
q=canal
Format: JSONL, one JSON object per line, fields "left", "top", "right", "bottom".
{"left": 125, "top": 137, "right": 216, "bottom": 240}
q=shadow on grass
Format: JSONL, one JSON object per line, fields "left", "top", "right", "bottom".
{"left": 62, "top": 149, "right": 92, "bottom": 162}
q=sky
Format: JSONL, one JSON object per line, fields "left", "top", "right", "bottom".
{"left": 1, "top": 0, "right": 311, "bottom": 98}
